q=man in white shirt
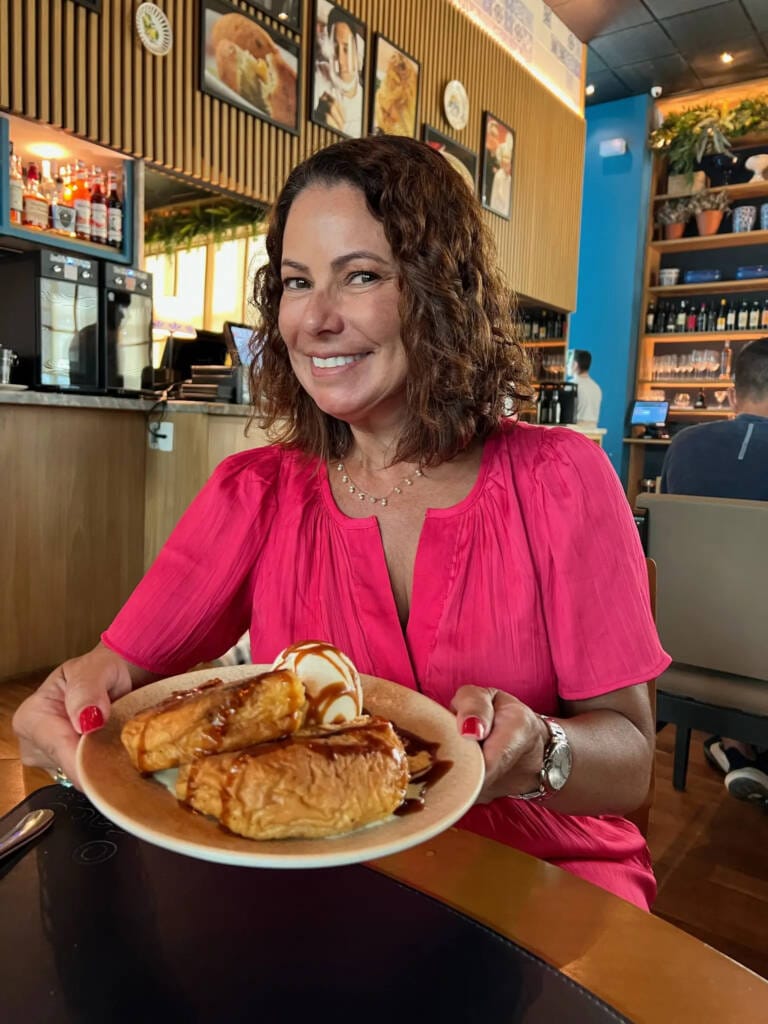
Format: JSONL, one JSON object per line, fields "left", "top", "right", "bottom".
{"left": 569, "top": 349, "right": 602, "bottom": 425}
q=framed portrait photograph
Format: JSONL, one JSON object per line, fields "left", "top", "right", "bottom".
{"left": 200, "top": 0, "right": 300, "bottom": 135}
{"left": 422, "top": 124, "right": 478, "bottom": 196}
{"left": 481, "top": 112, "right": 515, "bottom": 220}
{"left": 370, "top": 35, "right": 420, "bottom": 138}
{"left": 246, "top": 0, "right": 301, "bottom": 34}
{"left": 310, "top": 0, "right": 367, "bottom": 139}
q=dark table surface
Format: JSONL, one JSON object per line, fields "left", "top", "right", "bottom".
{"left": 0, "top": 785, "right": 631, "bottom": 1024}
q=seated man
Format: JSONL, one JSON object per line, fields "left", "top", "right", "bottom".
{"left": 661, "top": 337, "right": 768, "bottom": 807}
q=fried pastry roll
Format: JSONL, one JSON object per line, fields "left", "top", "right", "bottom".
{"left": 175, "top": 717, "right": 409, "bottom": 840}
{"left": 121, "top": 670, "right": 306, "bottom": 773}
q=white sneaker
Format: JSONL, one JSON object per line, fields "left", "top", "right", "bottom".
{"left": 725, "top": 766, "right": 768, "bottom": 807}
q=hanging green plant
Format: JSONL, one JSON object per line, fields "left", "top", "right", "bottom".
{"left": 145, "top": 200, "right": 266, "bottom": 252}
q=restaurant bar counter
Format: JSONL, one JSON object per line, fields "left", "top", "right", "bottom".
{"left": 0, "top": 391, "right": 269, "bottom": 680}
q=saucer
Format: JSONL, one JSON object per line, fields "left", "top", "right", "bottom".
{"left": 0, "top": 383, "right": 29, "bottom": 391}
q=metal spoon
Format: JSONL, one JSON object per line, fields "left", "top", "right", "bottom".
{"left": 0, "top": 808, "right": 54, "bottom": 862}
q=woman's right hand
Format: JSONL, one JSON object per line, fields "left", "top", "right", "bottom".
{"left": 12, "top": 642, "right": 152, "bottom": 789}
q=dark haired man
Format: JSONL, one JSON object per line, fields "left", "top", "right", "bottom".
{"left": 661, "top": 336, "right": 768, "bottom": 500}
{"left": 569, "top": 349, "right": 602, "bottom": 425}
{"left": 660, "top": 337, "right": 768, "bottom": 807}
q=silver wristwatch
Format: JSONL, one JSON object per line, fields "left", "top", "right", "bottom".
{"left": 512, "top": 715, "right": 572, "bottom": 801}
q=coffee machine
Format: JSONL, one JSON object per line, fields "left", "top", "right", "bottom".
{"left": 0, "top": 249, "right": 101, "bottom": 391}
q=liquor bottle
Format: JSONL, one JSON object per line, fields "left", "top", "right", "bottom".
{"left": 539, "top": 310, "right": 548, "bottom": 340}
{"left": 676, "top": 300, "right": 687, "bottom": 332}
{"left": 22, "top": 162, "right": 48, "bottom": 230}
{"left": 531, "top": 310, "right": 539, "bottom": 339}
{"left": 8, "top": 141, "right": 23, "bottom": 226}
{"left": 72, "top": 160, "right": 91, "bottom": 241}
{"left": 646, "top": 300, "right": 656, "bottom": 332}
{"left": 737, "top": 299, "right": 749, "bottom": 330}
{"left": 50, "top": 169, "right": 75, "bottom": 236}
{"left": 761, "top": 298, "right": 768, "bottom": 331}
{"left": 748, "top": 300, "right": 760, "bottom": 330}
{"left": 39, "top": 159, "right": 56, "bottom": 227}
{"left": 694, "top": 388, "right": 707, "bottom": 409}
{"left": 696, "top": 301, "right": 708, "bottom": 333}
{"left": 666, "top": 300, "right": 677, "bottom": 332}
{"left": 716, "top": 298, "right": 727, "bottom": 332}
{"left": 726, "top": 300, "right": 736, "bottom": 331}
{"left": 720, "top": 339, "right": 732, "bottom": 378}
{"left": 686, "top": 303, "right": 697, "bottom": 332}
{"left": 655, "top": 301, "right": 667, "bottom": 333}
{"left": 90, "top": 167, "right": 107, "bottom": 244}
{"left": 706, "top": 302, "right": 717, "bottom": 333}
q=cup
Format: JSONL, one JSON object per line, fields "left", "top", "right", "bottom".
{"left": 658, "top": 267, "right": 680, "bottom": 286}
{"left": 0, "top": 348, "right": 18, "bottom": 385}
{"left": 733, "top": 205, "right": 757, "bottom": 232}
{"left": 761, "top": 203, "right": 768, "bottom": 231}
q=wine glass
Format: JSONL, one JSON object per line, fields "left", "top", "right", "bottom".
{"left": 714, "top": 390, "right": 729, "bottom": 408}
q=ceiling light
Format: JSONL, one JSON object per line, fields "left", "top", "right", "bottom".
{"left": 585, "top": 83, "right": 595, "bottom": 96}
{"left": 720, "top": 52, "right": 734, "bottom": 64}
{"left": 27, "top": 142, "right": 69, "bottom": 160}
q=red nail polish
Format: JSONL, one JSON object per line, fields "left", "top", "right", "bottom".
{"left": 461, "top": 716, "right": 484, "bottom": 740}
{"left": 79, "top": 706, "right": 104, "bottom": 734}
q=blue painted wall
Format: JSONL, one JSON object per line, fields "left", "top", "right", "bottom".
{"left": 569, "top": 94, "right": 654, "bottom": 478}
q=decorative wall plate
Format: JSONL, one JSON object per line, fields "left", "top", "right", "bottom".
{"left": 135, "top": 2, "right": 173, "bottom": 56}
{"left": 443, "top": 80, "right": 469, "bottom": 130}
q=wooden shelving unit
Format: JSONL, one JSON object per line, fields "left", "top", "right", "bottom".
{"left": 638, "top": 379, "right": 734, "bottom": 387}
{"left": 651, "top": 229, "right": 768, "bottom": 253}
{"left": 643, "top": 330, "right": 765, "bottom": 342}
{"left": 654, "top": 182, "right": 768, "bottom": 203}
{"left": 649, "top": 278, "right": 768, "bottom": 296}
{"left": 523, "top": 338, "right": 566, "bottom": 348}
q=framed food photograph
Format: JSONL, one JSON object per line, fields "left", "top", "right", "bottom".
{"left": 200, "top": 0, "right": 300, "bottom": 134}
{"left": 480, "top": 111, "right": 515, "bottom": 220}
{"left": 310, "top": 0, "right": 367, "bottom": 139}
{"left": 247, "top": 0, "right": 301, "bottom": 34}
{"left": 422, "top": 124, "right": 478, "bottom": 196}
{"left": 370, "top": 35, "right": 420, "bottom": 138}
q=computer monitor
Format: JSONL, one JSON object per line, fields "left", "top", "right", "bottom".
{"left": 160, "top": 329, "right": 228, "bottom": 380}
{"left": 630, "top": 399, "right": 669, "bottom": 428}
{"left": 223, "top": 321, "right": 257, "bottom": 368}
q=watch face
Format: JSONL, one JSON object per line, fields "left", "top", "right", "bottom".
{"left": 547, "top": 741, "right": 572, "bottom": 791}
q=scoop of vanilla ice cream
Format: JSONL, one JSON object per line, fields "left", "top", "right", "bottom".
{"left": 271, "top": 641, "right": 363, "bottom": 725}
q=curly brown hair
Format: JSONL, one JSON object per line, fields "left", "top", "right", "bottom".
{"left": 250, "top": 134, "right": 532, "bottom": 466}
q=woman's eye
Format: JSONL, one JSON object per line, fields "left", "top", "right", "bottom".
{"left": 282, "top": 277, "right": 309, "bottom": 290}
{"left": 348, "top": 270, "right": 379, "bottom": 285}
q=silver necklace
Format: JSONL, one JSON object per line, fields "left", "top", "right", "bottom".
{"left": 334, "top": 461, "right": 423, "bottom": 508}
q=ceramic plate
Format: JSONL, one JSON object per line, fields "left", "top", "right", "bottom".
{"left": 135, "top": 3, "right": 173, "bottom": 57}
{"left": 443, "top": 80, "right": 469, "bottom": 130}
{"left": 77, "top": 665, "right": 485, "bottom": 868}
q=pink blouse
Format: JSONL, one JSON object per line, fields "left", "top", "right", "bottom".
{"left": 104, "top": 421, "right": 670, "bottom": 908}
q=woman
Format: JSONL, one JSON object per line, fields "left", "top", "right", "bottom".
{"left": 14, "top": 135, "right": 669, "bottom": 908}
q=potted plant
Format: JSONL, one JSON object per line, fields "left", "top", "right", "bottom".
{"left": 649, "top": 105, "right": 734, "bottom": 183}
{"left": 688, "top": 190, "right": 731, "bottom": 236}
{"left": 656, "top": 198, "right": 691, "bottom": 240}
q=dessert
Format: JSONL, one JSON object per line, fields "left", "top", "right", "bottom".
{"left": 271, "top": 640, "right": 363, "bottom": 725}
{"left": 175, "top": 717, "right": 409, "bottom": 840}
{"left": 120, "top": 668, "right": 306, "bottom": 773}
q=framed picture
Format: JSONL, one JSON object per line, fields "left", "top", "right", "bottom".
{"left": 310, "top": 0, "right": 367, "bottom": 139}
{"left": 246, "top": 0, "right": 301, "bottom": 34}
{"left": 480, "top": 111, "right": 515, "bottom": 220}
{"left": 200, "top": 0, "right": 300, "bottom": 134}
{"left": 369, "top": 34, "right": 420, "bottom": 138}
{"left": 422, "top": 124, "right": 478, "bottom": 196}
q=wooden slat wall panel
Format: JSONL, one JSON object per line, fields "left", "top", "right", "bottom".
{"left": 0, "top": 0, "right": 584, "bottom": 309}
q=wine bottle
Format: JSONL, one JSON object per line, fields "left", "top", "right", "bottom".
{"left": 706, "top": 302, "right": 717, "bottom": 333}
{"left": 676, "top": 300, "right": 687, "bottom": 332}
{"left": 696, "top": 301, "right": 707, "bottom": 333}
{"left": 726, "top": 300, "right": 736, "bottom": 331}
{"left": 761, "top": 298, "right": 768, "bottom": 331}
{"left": 749, "top": 300, "right": 760, "bottom": 330}
{"left": 737, "top": 300, "right": 749, "bottom": 330}
{"left": 716, "top": 298, "right": 727, "bottom": 332}
{"left": 694, "top": 389, "right": 707, "bottom": 409}
{"left": 646, "top": 300, "right": 656, "bottom": 333}
{"left": 720, "top": 339, "right": 732, "bottom": 378}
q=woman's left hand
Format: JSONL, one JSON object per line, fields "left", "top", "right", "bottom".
{"left": 451, "top": 685, "right": 549, "bottom": 803}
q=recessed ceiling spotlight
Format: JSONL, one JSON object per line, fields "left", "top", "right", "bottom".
{"left": 720, "top": 52, "right": 734, "bottom": 64}
{"left": 585, "top": 83, "right": 595, "bottom": 96}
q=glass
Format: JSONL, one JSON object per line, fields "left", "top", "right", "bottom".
{"left": 714, "top": 390, "right": 730, "bottom": 408}
{"left": 174, "top": 246, "right": 206, "bottom": 329}
{"left": 210, "top": 239, "right": 247, "bottom": 332}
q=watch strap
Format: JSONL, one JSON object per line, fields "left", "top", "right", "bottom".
{"left": 510, "top": 715, "right": 566, "bottom": 802}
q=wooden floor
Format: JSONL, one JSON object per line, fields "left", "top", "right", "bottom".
{"left": 2, "top": 673, "right": 767, "bottom": 979}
